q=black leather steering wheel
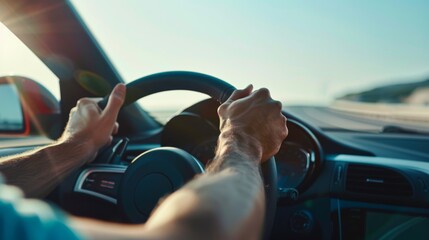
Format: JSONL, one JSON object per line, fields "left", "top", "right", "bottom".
{"left": 95, "top": 71, "right": 278, "bottom": 239}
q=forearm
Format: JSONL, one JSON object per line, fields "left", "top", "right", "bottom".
{"left": 71, "top": 165, "right": 264, "bottom": 240}
{"left": 0, "top": 138, "right": 93, "bottom": 198}
{"left": 143, "top": 131, "right": 265, "bottom": 240}
{"left": 69, "top": 217, "right": 154, "bottom": 240}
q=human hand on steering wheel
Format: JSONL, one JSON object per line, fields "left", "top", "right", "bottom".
{"left": 217, "top": 85, "right": 288, "bottom": 163}
{"left": 60, "top": 84, "right": 126, "bottom": 164}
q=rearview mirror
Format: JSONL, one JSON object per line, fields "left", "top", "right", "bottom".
{"left": 0, "top": 83, "right": 27, "bottom": 134}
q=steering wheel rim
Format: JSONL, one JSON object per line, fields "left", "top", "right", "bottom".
{"left": 98, "top": 71, "right": 236, "bottom": 109}
{"left": 100, "top": 71, "right": 278, "bottom": 239}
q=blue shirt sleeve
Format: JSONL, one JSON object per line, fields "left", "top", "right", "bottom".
{"left": 0, "top": 177, "right": 83, "bottom": 240}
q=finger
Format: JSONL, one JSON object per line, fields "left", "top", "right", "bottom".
{"left": 271, "top": 100, "right": 282, "bottom": 111}
{"left": 77, "top": 101, "right": 101, "bottom": 115}
{"left": 252, "top": 88, "right": 271, "bottom": 99}
{"left": 283, "top": 123, "right": 289, "bottom": 140}
{"left": 69, "top": 107, "right": 77, "bottom": 117}
{"left": 77, "top": 97, "right": 103, "bottom": 107}
{"left": 112, "top": 122, "right": 119, "bottom": 135}
{"left": 226, "top": 84, "right": 253, "bottom": 102}
{"left": 76, "top": 98, "right": 104, "bottom": 116}
{"left": 102, "top": 84, "right": 126, "bottom": 121}
{"left": 106, "top": 136, "right": 113, "bottom": 147}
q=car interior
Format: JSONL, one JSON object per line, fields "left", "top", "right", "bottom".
{"left": 1, "top": 1, "right": 429, "bottom": 239}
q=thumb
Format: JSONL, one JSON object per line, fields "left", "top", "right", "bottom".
{"left": 227, "top": 84, "right": 253, "bottom": 102}
{"left": 103, "top": 84, "right": 126, "bottom": 121}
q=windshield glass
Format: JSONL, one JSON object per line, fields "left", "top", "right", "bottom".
{"left": 70, "top": 1, "right": 429, "bottom": 131}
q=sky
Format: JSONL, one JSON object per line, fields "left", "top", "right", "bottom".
{"left": 0, "top": 23, "right": 61, "bottom": 99}
{"left": 1, "top": 0, "right": 429, "bottom": 111}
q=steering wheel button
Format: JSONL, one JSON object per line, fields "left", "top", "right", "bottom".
{"left": 82, "top": 172, "right": 122, "bottom": 198}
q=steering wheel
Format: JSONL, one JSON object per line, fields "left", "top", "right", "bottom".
{"left": 75, "top": 71, "right": 278, "bottom": 239}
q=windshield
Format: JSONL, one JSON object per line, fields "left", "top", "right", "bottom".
{"left": 70, "top": 1, "right": 429, "bottom": 130}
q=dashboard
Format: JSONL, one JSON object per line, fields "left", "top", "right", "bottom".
{"left": 270, "top": 113, "right": 429, "bottom": 239}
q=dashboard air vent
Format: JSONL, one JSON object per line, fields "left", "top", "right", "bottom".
{"left": 346, "top": 164, "right": 413, "bottom": 197}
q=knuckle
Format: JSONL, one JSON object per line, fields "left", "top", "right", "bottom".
{"left": 77, "top": 98, "right": 91, "bottom": 106}
{"left": 254, "top": 88, "right": 270, "bottom": 98}
{"left": 260, "top": 88, "right": 271, "bottom": 97}
{"left": 282, "top": 115, "right": 288, "bottom": 124}
{"left": 231, "top": 89, "right": 240, "bottom": 96}
{"left": 69, "top": 107, "right": 77, "bottom": 116}
{"left": 217, "top": 104, "right": 227, "bottom": 115}
{"left": 283, "top": 125, "right": 289, "bottom": 138}
{"left": 272, "top": 100, "right": 282, "bottom": 110}
{"left": 106, "top": 136, "right": 113, "bottom": 146}
{"left": 275, "top": 144, "right": 282, "bottom": 152}
{"left": 277, "top": 116, "right": 288, "bottom": 139}
{"left": 284, "top": 127, "right": 289, "bottom": 138}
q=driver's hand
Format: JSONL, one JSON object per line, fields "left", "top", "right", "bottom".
{"left": 217, "top": 85, "right": 288, "bottom": 162}
{"left": 60, "top": 84, "right": 126, "bottom": 163}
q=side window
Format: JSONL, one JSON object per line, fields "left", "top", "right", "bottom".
{"left": 0, "top": 22, "right": 60, "bottom": 141}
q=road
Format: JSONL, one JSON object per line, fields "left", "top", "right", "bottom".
{"left": 284, "top": 106, "right": 429, "bottom": 134}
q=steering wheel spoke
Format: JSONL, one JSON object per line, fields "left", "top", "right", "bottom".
{"left": 74, "top": 165, "right": 126, "bottom": 204}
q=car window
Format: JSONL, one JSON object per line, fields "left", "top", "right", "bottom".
{"left": 0, "top": 22, "right": 60, "bottom": 142}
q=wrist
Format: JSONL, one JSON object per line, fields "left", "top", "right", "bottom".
{"left": 209, "top": 129, "right": 263, "bottom": 174}
{"left": 217, "top": 129, "right": 263, "bottom": 160}
{"left": 56, "top": 135, "right": 97, "bottom": 166}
